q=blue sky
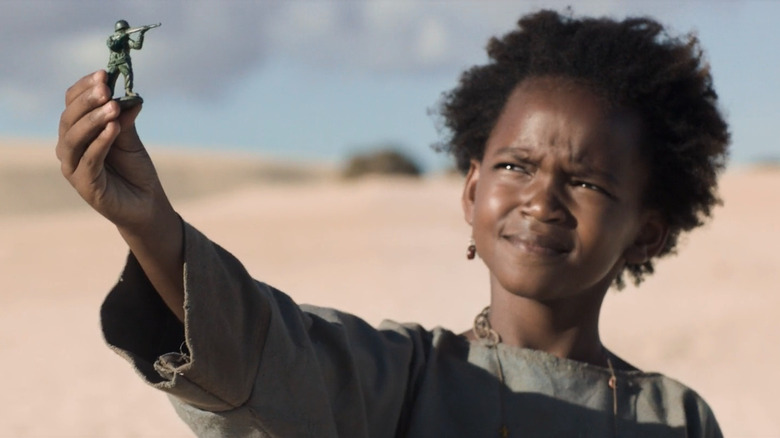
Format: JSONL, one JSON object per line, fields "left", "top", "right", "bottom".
{"left": 1, "top": 1, "right": 778, "bottom": 170}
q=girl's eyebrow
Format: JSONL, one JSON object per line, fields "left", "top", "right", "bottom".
{"left": 493, "top": 146, "right": 534, "bottom": 158}
{"left": 568, "top": 150, "right": 620, "bottom": 185}
{"left": 569, "top": 162, "right": 619, "bottom": 185}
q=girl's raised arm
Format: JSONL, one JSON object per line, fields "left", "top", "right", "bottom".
{"left": 56, "top": 70, "right": 185, "bottom": 321}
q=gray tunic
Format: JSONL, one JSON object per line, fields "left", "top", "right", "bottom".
{"left": 101, "top": 223, "right": 722, "bottom": 437}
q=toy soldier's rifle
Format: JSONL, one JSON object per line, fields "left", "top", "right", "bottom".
{"left": 126, "top": 23, "right": 161, "bottom": 35}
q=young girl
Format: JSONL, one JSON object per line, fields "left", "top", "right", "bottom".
{"left": 57, "top": 10, "right": 728, "bottom": 437}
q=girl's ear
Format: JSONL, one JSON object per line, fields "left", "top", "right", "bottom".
{"left": 624, "top": 211, "right": 669, "bottom": 265}
{"left": 462, "top": 160, "right": 480, "bottom": 225}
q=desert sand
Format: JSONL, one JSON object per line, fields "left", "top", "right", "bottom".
{"left": 1, "top": 138, "right": 778, "bottom": 436}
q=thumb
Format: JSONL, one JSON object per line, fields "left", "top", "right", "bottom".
{"left": 117, "top": 103, "right": 142, "bottom": 131}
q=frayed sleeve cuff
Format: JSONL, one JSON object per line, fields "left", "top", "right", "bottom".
{"left": 101, "top": 222, "right": 270, "bottom": 412}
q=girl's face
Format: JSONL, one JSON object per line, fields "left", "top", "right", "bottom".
{"left": 462, "top": 77, "right": 666, "bottom": 301}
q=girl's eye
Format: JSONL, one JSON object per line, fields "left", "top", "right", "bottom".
{"left": 577, "top": 181, "right": 600, "bottom": 191}
{"left": 496, "top": 162, "right": 530, "bottom": 173}
{"left": 573, "top": 181, "right": 614, "bottom": 198}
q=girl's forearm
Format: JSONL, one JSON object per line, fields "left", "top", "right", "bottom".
{"left": 117, "top": 201, "right": 185, "bottom": 322}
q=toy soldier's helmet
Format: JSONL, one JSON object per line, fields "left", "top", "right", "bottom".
{"left": 115, "top": 20, "right": 130, "bottom": 31}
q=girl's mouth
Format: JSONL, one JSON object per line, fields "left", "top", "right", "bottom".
{"left": 501, "top": 233, "right": 573, "bottom": 256}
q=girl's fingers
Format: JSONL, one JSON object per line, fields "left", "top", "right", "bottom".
{"left": 58, "top": 100, "right": 120, "bottom": 177}
{"left": 64, "top": 70, "right": 107, "bottom": 107}
{"left": 70, "top": 120, "right": 121, "bottom": 194}
{"left": 58, "top": 78, "right": 112, "bottom": 140}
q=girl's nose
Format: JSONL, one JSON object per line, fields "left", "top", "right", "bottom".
{"left": 520, "top": 175, "right": 569, "bottom": 224}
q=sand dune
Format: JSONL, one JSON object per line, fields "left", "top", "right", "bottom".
{"left": 1, "top": 140, "right": 778, "bottom": 436}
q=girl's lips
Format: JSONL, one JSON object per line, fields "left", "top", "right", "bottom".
{"left": 502, "top": 233, "right": 573, "bottom": 256}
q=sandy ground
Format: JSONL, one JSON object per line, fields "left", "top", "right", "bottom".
{"left": 0, "top": 139, "right": 778, "bottom": 437}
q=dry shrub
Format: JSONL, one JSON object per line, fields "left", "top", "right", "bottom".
{"left": 342, "top": 148, "right": 422, "bottom": 178}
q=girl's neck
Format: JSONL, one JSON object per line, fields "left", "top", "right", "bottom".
{"left": 487, "top": 283, "right": 609, "bottom": 366}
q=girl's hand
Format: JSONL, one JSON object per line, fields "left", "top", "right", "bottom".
{"left": 57, "top": 70, "right": 184, "bottom": 321}
{"left": 56, "top": 70, "right": 172, "bottom": 232}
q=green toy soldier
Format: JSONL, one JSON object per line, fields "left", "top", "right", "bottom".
{"left": 106, "top": 20, "right": 160, "bottom": 107}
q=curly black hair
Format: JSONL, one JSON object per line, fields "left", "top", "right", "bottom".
{"left": 437, "top": 9, "right": 730, "bottom": 288}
